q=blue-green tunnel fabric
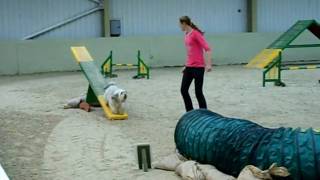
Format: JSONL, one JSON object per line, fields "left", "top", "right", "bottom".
{"left": 174, "top": 109, "right": 320, "bottom": 180}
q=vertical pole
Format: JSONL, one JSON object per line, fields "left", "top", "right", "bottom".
{"left": 103, "top": 0, "right": 110, "bottom": 37}
{"left": 247, "top": 0, "right": 257, "bottom": 32}
{"left": 137, "top": 50, "right": 141, "bottom": 77}
{"left": 110, "top": 51, "right": 113, "bottom": 76}
{"left": 278, "top": 51, "right": 282, "bottom": 84}
{"left": 263, "top": 71, "right": 266, "bottom": 87}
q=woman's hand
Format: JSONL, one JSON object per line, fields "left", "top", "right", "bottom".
{"left": 205, "top": 64, "right": 212, "bottom": 72}
{"left": 205, "top": 52, "right": 213, "bottom": 72}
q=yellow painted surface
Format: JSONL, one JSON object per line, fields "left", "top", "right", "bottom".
{"left": 246, "top": 49, "right": 282, "bottom": 69}
{"left": 103, "top": 61, "right": 111, "bottom": 73}
{"left": 98, "top": 95, "right": 128, "bottom": 120}
{"left": 267, "top": 66, "right": 278, "bottom": 79}
{"left": 287, "top": 65, "right": 318, "bottom": 70}
{"left": 140, "top": 65, "right": 146, "bottom": 74}
{"left": 70, "top": 46, "right": 94, "bottom": 63}
{"left": 115, "top": 64, "right": 134, "bottom": 66}
{"left": 289, "top": 67, "right": 300, "bottom": 70}
{"left": 306, "top": 65, "right": 317, "bottom": 69}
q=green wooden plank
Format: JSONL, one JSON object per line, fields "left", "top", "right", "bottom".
{"left": 281, "top": 65, "right": 320, "bottom": 70}
{"left": 79, "top": 61, "right": 106, "bottom": 96}
{"left": 287, "top": 44, "right": 320, "bottom": 48}
{"left": 268, "top": 20, "right": 316, "bottom": 49}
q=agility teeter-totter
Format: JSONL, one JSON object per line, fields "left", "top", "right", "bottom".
{"left": 175, "top": 109, "right": 320, "bottom": 180}
{"left": 70, "top": 46, "right": 128, "bottom": 120}
{"left": 246, "top": 19, "right": 320, "bottom": 87}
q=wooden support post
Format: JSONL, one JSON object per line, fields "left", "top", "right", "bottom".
{"left": 103, "top": 0, "right": 110, "bottom": 37}
{"left": 247, "top": 0, "right": 257, "bottom": 32}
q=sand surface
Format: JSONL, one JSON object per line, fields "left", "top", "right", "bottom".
{"left": 0, "top": 66, "right": 320, "bottom": 180}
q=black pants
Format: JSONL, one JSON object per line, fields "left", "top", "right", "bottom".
{"left": 180, "top": 67, "right": 207, "bottom": 112}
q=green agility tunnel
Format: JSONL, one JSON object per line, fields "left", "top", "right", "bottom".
{"left": 174, "top": 109, "right": 320, "bottom": 179}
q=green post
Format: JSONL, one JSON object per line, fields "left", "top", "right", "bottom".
{"left": 101, "top": 51, "right": 117, "bottom": 78}
{"left": 109, "top": 51, "right": 113, "bottom": 77}
{"left": 86, "top": 85, "right": 99, "bottom": 105}
{"left": 262, "top": 51, "right": 286, "bottom": 87}
{"left": 278, "top": 51, "right": 282, "bottom": 84}
{"left": 274, "top": 51, "right": 285, "bottom": 87}
{"left": 263, "top": 72, "right": 266, "bottom": 87}
{"left": 137, "top": 50, "right": 141, "bottom": 77}
{"left": 133, "top": 50, "right": 150, "bottom": 79}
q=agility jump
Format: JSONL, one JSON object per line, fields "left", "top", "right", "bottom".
{"left": 246, "top": 20, "right": 320, "bottom": 87}
{"left": 101, "top": 50, "right": 150, "bottom": 79}
{"left": 70, "top": 46, "right": 128, "bottom": 120}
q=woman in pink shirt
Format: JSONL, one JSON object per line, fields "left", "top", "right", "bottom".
{"left": 179, "top": 16, "right": 212, "bottom": 112}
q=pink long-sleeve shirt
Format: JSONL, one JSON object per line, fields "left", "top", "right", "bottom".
{"left": 184, "top": 30, "right": 211, "bottom": 67}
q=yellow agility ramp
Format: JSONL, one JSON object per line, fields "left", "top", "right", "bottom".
{"left": 70, "top": 46, "right": 128, "bottom": 120}
{"left": 246, "top": 49, "right": 282, "bottom": 69}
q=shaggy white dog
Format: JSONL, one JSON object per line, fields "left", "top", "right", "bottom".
{"left": 103, "top": 82, "right": 127, "bottom": 114}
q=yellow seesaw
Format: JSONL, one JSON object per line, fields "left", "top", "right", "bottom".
{"left": 70, "top": 46, "right": 128, "bottom": 120}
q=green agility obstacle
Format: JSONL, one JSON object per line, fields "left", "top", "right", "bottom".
{"left": 101, "top": 50, "right": 150, "bottom": 79}
{"left": 70, "top": 46, "right": 128, "bottom": 120}
{"left": 175, "top": 109, "right": 320, "bottom": 180}
{"left": 247, "top": 20, "right": 320, "bottom": 87}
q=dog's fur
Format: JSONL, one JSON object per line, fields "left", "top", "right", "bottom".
{"left": 103, "top": 82, "right": 127, "bottom": 114}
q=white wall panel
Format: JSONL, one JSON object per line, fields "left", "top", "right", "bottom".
{"left": 257, "top": 0, "right": 320, "bottom": 32}
{"left": 109, "top": 0, "right": 247, "bottom": 36}
{"left": 0, "top": 0, "right": 103, "bottom": 39}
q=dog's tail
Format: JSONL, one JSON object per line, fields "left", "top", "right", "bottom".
{"left": 104, "top": 81, "right": 116, "bottom": 89}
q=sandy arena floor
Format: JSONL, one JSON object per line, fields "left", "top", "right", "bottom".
{"left": 0, "top": 65, "right": 320, "bottom": 180}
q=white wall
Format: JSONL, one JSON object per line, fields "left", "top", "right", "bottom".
{"left": 257, "top": 0, "right": 320, "bottom": 32}
{"left": 0, "top": 0, "right": 103, "bottom": 40}
{"left": 109, "top": 0, "right": 247, "bottom": 36}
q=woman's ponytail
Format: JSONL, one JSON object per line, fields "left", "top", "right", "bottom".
{"left": 180, "top": 16, "right": 204, "bottom": 35}
{"left": 190, "top": 22, "right": 204, "bottom": 35}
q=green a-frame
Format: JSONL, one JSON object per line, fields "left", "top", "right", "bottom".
{"left": 247, "top": 20, "right": 320, "bottom": 87}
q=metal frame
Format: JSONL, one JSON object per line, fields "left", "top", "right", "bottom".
{"left": 22, "top": 0, "right": 104, "bottom": 40}
{"left": 263, "top": 47, "right": 320, "bottom": 87}
{"left": 136, "top": 50, "right": 150, "bottom": 79}
{"left": 263, "top": 51, "right": 282, "bottom": 87}
{"left": 101, "top": 51, "right": 117, "bottom": 78}
{"left": 261, "top": 20, "right": 320, "bottom": 87}
{"left": 101, "top": 50, "right": 150, "bottom": 79}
